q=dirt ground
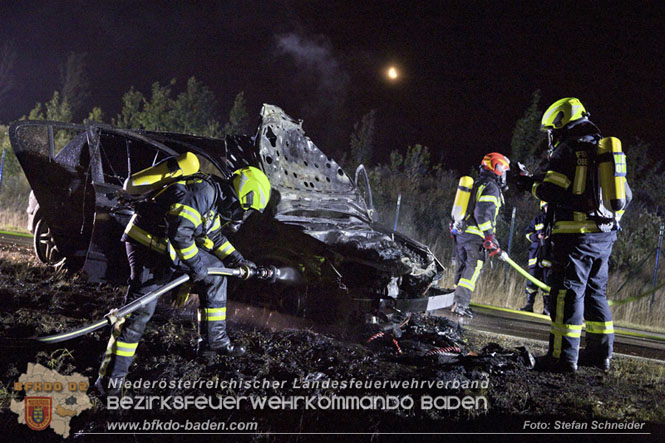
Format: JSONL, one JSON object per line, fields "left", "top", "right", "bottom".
{"left": 1, "top": 243, "right": 664, "bottom": 440}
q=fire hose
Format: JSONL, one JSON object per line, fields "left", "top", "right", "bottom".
{"left": 497, "top": 252, "right": 665, "bottom": 308}
{"left": 36, "top": 265, "right": 286, "bottom": 344}
{"left": 497, "top": 251, "right": 551, "bottom": 292}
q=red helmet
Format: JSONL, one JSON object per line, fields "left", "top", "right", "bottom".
{"left": 481, "top": 153, "right": 510, "bottom": 176}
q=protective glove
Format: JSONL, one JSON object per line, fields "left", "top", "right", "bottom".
{"left": 190, "top": 265, "right": 208, "bottom": 283}
{"left": 515, "top": 175, "right": 535, "bottom": 193}
{"left": 238, "top": 259, "right": 258, "bottom": 280}
{"left": 483, "top": 234, "right": 502, "bottom": 257}
{"left": 226, "top": 250, "right": 251, "bottom": 267}
{"left": 224, "top": 250, "right": 257, "bottom": 279}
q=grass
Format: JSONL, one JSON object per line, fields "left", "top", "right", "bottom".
{"left": 430, "top": 236, "right": 665, "bottom": 331}
{"left": 0, "top": 172, "right": 30, "bottom": 234}
{"left": 437, "top": 262, "right": 665, "bottom": 332}
{"left": 464, "top": 328, "right": 665, "bottom": 424}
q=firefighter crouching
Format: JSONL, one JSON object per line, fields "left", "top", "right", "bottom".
{"left": 450, "top": 153, "right": 510, "bottom": 318}
{"left": 96, "top": 161, "right": 271, "bottom": 395}
{"left": 516, "top": 97, "right": 631, "bottom": 373}
{"left": 520, "top": 201, "right": 551, "bottom": 315}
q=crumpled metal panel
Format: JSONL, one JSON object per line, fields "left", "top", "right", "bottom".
{"left": 256, "top": 105, "right": 441, "bottom": 297}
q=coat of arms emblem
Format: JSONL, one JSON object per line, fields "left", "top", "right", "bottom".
{"left": 25, "top": 397, "right": 52, "bottom": 431}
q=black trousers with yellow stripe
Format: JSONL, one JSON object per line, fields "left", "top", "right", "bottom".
{"left": 452, "top": 235, "right": 485, "bottom": 308}
{"left": 525, "top": 247, "right": 551, "bottom": 305}
{"left": 98, "top": 242, "right": 229, "bottom": 384}
{"left": 546, "top": 231, "right": 616, "bottom": 364}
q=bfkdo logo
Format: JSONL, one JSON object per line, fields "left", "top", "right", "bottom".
{"left": 10, "top": 363, "right": 93, "bottom": 438}
{"left": 25, "top": 397, "right": 52, "bottom": 431}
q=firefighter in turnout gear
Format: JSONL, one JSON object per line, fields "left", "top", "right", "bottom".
{"left": 516, "top": 97, "right": 630, "bottom": 373}
{"left": 96, "top": 160, "right": 271, "bottom": 394}
{"left": 450, "top": 153, "right": 510, "bottom": 318}
{"left": 520, "top": 201, "right": 551, "bottom": 315}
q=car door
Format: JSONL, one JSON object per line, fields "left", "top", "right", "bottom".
{"left": 81, "top": 125, "right": 180, "bottom": 282}
{"left": 9, "top": 121, "right": 96, "bottom": 269}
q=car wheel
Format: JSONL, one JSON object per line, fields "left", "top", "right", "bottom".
{"left": 33, "top": 218, "right": 65, "bottom": 266}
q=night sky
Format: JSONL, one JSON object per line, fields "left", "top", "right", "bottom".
{"left": 1, "top": 1, "right": 663, "bottom": 171}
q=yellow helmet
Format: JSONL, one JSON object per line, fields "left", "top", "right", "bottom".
{"left": 541, "top": 97, "right": 588, "bottom": 131}
{"left": 231, "top": 167, "right": 271, "bottom": 212}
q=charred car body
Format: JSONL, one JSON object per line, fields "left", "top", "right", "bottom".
{"left": 10, "top": 105, "right": 451, "bottom": 317}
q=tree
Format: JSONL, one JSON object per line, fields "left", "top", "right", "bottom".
{"left": 113, "top": 77, "right": 222, "bottom": 136}
{"left": 140, "top": 80, "right": 178, "bottom": 131}
{"left": 349, "top": 109, "right": 376, "bottom": 167}
{"left": 27, "top": 91, "right": 72, "bottom": 122}
{"left": 624, "top": 138, "right": 665, "bottom": 212}
{"left": 0, "top": 42, "right": 17, "bottom": 102}
{"left": 59, "top": 52, "right": 90, "bottom": 119}
{"left": 174, "top": 77, "right": 222, "bottom": 137}
{"left": 511, "top": 90, "right": 546, "bottom": 171}
{"left": 45, "top": 91, "right": 73, "bottom": 122}
{"left": 87, "top": 107, "right": 104, "bottom": 123}
{"left": 0, "top": 124, "right": 22, "bottom": 178}
{"left": 224, "top": 91, "right": 249, "bottom": 136}
{"left": 113, "top": 87, "right": 144, "bottom": 128}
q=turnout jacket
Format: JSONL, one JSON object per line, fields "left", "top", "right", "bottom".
{"left": 525, "top": 212, "right": 547, "bottom": 249}
{"left": 122, "top": 176, "right": 245, "bottom": 275}
{"left": 530, "top": 120, "right": 629, "bottom": 234}
{"left": 463, "top": 172, "right": 504, "bottom": 240}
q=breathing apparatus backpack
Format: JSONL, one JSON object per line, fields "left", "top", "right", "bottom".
{"left": 450, "top": 176, "right": 474, "bottom": 234}
{"left": 123, "top": 152, "right": 201, "bottom": 196}
{"left": 572, "top": 136, "right": 630, "bottom": 227}
{"left": 597, "top": 137, "right": 628, "bottom": 216}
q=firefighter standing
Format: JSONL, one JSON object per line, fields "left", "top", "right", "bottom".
{"left": 520, "top": 201, "right": 551, "bottom": 315}
{"left": 96, "top": 162, "right": 271, "bottom": 394}
{"left": 516, "top": 97, "right": 629, "bottom": 373}
{"left": 450, "top": 153, "right": 510, "bottom": 318}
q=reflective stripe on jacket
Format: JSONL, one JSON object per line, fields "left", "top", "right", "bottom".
{"left": 123, "top": 177, "right": 241, "bottom": 272}
{"left": 464, "top": 177, "right": 504, "bottom": 238}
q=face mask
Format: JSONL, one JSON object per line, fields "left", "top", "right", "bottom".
{"left": 546, "top": 130, "right": 560, "bottom": 159}
{"left": 498, "top": 173, "right": 508, "bottom": 190}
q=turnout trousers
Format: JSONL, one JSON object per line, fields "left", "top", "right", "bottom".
{"left": 547, "top": 231, "right": 616, "bottom": 365}
{"left": 98, "top": 242, "right": 229, "bottom": 385}
{"left": 452, "top": 235, "right": 485, "bottom": 308}
{"left": 525, "top": 247, "right": 551, "bottom": 306}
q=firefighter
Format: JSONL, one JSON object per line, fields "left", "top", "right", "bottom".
{"left": 516, "top": 97, "right": 628, "bottom": 372}
{"left": 96, "top": 164, "right": 271, "bottom": 394}
{"left": 450, "top": 153, "right": 510, "bottom": 318}
{"left": 520, "top": 201, "right": 551, "bottom": 315}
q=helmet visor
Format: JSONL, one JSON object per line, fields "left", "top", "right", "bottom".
{"left": 495, "top": 162, "right": 509, "bottom": 175}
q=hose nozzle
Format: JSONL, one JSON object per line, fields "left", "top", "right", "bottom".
{"left": 254, "top": 265, "right": 278, "bottom": 282}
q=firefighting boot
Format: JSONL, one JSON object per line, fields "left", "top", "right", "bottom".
{"left": 533, "top": 355, "right": 577, "bottom": 373}
{"left": 451, "top": 302, "right": 474, "bottom": 318}
{"left": 198, "top": 309, "right": 246, "bottom": 358}
{"left": 94, "top": 376, "right": 124, "bottom": 399}
{"left": 520, "top": 293, "right": 536, "bottom": 312}
{"left": 542, "top": 295, "right": 551, "bottom": 316}
{"left": 578, "top": 351, "right": 611, "bottom": 372}
{"left": 197, "top": 337, "right": 246, "bottom": 358}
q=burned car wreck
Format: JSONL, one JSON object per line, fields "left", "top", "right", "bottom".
{"left": 10, "top": 105, "right": 450, "bottom": 318}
